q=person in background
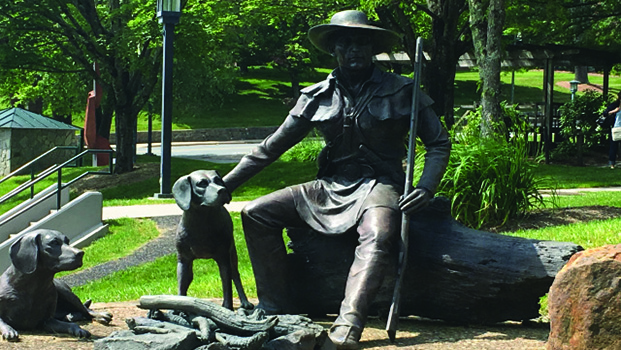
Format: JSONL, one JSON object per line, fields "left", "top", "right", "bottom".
{"left": 603, "top": 92, "right": 621, "bottom": 169}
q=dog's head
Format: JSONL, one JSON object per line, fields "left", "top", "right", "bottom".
{"left": 9, "top": 229, "right": 84, "bottom": 275}
{"left": 172, "top": 170, "right": 232, "bottom": 211}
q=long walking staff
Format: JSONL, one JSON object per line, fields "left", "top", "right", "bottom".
{"left": 386, "top": 36, "right": 424, "bottom": 342}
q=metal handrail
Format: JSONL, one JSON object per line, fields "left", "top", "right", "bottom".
{"left": 0, "top": 146, "right": 80, "bottom": 186}
{"left": 0, "top": 149, "right": 114, "bottom": 228}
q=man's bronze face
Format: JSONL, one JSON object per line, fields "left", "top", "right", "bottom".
{"left": 332, "top": 33, "right": 374, "bottom": 72}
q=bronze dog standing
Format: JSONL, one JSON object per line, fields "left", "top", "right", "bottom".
{"left": 173, "top": 170, "right": 253, "bottom": 310}
{"left": 0, "top": 229, "right": 112, "bottom": 341}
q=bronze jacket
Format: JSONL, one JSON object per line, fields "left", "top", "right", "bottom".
{"left": 225, "top": 66, "right": 450, "bottom": 191}
{"left": 223, "top": 66, "right": 451, "bottom": 233}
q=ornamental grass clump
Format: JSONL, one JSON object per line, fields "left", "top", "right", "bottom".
{"left": 280, "top": 134, "right": 325, "bottom": 162}
{"left": 427, "top": 106, "right": 546, "bottom": 229}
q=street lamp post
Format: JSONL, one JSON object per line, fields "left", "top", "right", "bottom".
{"left": 155, "top": 0, "right": 181, "bottom": 198}
{"left": 570, "top": 80, "right": 580, "bottom": 101}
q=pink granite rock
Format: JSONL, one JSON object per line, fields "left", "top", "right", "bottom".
{"left": 547, "top": 243, "right": 621, "bottom": 350}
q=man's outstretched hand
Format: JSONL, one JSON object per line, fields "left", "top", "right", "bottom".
{"left": 399, "top": 187, "right": 431, "bottom": 215}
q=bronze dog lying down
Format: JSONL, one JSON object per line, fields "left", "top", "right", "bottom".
{"left": 0, "top": 229, "right": 112, "bottom": 341}
{"left": 173, "top": 170, "right": 253, "bottom": 310}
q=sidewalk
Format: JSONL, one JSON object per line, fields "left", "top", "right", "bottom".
{"left": 539, "top": 186, "right": 621, "bottom": 197}
{"left": 102, "top": 201, "right": 249, "bottom": 220}
{"left": 101, "top": 187, "right": 621, "bottom": 220}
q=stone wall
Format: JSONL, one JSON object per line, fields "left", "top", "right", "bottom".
{"left": 0, "top": 129, "right": 10, "bottom": 177}
{"left": 109, "top": 126, "right": 279, "bottom": 144}
{"left": 2, "top": 129, "right": 80, "bottom": 177}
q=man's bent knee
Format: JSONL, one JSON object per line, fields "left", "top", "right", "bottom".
{"left": 357, "top": 207, "right": 399, "bottom": 251}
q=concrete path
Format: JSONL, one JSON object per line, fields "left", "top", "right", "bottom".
{"left": 101, "top": 187, "right": 621, "bottom": 220}
{"left": 102, "top": 201, "right": 249, "bottom": 220}
{"left": 539, "top": 186, "right": 621, "bottom": 197}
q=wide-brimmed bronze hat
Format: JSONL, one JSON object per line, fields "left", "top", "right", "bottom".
{"left": 308, "top": 10, "right": 400, "bottom": 55}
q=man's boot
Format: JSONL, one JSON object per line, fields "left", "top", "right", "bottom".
{"left": 329, "top": 208, "right": 397, "bottom": 349}
{"left": 329, "top": 253, "right": 386, "bottom": 349}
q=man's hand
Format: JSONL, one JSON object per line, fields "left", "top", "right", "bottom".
{"left": 399, "top": 188, "right": 431, "bottom": 215}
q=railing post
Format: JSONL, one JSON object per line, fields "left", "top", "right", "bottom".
{"left": 78, "top": 129, "right": 84, "bottom": 167}
{"left": 57, "top": 168, "right": 62, "bottom": 210}
{"left": 30, "top": 168, "right": 35, "bottom": 199}
{"left": 109, "top": 150, "right": 114, "bottom": 174}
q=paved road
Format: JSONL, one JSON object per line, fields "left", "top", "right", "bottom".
{"left": 135, "top": 141, "right": 260, "bottom": 163}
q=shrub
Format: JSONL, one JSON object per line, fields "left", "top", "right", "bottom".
{"left": 421, "top": 106, "right": 546, "bottom": 229}
{"left": 556, "top": 90, "right": 613, "bottom": 156}
{"left": 280, "top": 135, "right": 325, "bottom": 163}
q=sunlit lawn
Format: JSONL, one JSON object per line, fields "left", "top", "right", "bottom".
{"left": 73, "top": 213, "right": 254, "bottom": 302}
{"left": 70, "top": 66, "right": 621, "bottom": 133}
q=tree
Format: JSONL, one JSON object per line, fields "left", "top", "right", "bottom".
{"left": 0, "top": 0, "right": 238, "bottom": 174}
{"left": 467, "top": 0, "right": 505, "bottom": 137}
{"left": 171, "top": 1, "right": 239, "bottom": 117}
{"left": 0, "top": 69, "right": 88, "bottom": 121}
{"left": 0, "top": 0, "right": 162, "bottom": 173}
{"left": 506, "top": 0, "right": 621, "bottom": 77}
{"left": 363, "top": 0, "right": 470, "bottom": 128}
{"left": 237, "top": 0, "right": 356, "bottom": 99}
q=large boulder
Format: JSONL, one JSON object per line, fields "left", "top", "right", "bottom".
{"left": 547, "top": 243, "right": 621, "bottom": 350}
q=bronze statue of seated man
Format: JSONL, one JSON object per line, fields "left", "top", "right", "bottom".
{"left": 222, "top": 10, "right": 451, "bottom": 349}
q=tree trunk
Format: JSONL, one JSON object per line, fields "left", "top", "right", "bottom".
{"left": 425, "top": 0, "right": 468, "bottom": 129}
{"left": 96, "top": 91, "right": 115, "bottom": 140}
{"left": 376, "top": 1, "right": 468, "bottom": 129}
{"left": 284, "top": 197, "right": 582, "bottom": 324}
{"left": 113, "top": 96, "right": 137, "bottom": 174}
{"left": 424, "top": 25, "right": 459, "bottom": 129}
{"left": 468, "top": 0, "right": 505, "bottom": 137}
{"left": 574, "top": 66, "right": 589, "bottom": 84}
{"left": 289, "top": 71, "right": 300, "bottom": 100}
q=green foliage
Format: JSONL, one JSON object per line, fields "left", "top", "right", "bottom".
{"left": 557, "top": 90, "right": 612, "bottom": 153}
{"left": 171, "top": 1, "right": 239, "bottom": 117}
{"left": 431, "top": 107, "right": 546, "bottom": 229}
{"left": 280, "top": 136, "right": 325, "bottom": 163}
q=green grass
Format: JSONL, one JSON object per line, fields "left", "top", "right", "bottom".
{"left": 505, "top": 215, "right": 621, "bottom": 316}
{"left": 56, "top": 218, "right": 160, "bottom": 278}
{"left": 73, "top": 213, "right": 254, "bottom": 302}
{"left": 505, "top": 218, "right": 621, "bottom": 250}
{"left": 70, "top": 192, "right": 621, "bottom": 303}
{"left": 547, "top": 191, "right": 621, "bottom": 208}
{"left": 0, "top": 154, "right": 318, "bottom": 209}
{"left": 96, "top": 155, "right": 317, "bottom": 206}
{"left": 65, "top": 66, "right": 621, "bottom": 133}
{"left": 533, "top": 163, "right": 621, "bottom": 189}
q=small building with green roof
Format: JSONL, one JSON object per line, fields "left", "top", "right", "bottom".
{"left": 0, "top": 108, "right": 81, "bottom": 176}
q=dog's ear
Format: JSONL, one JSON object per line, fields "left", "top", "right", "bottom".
{"left": 173, "top": 175, "right": 192, "bottom": 210}
{"left": 10, "top": 231, "right": 41, "bottom": 274}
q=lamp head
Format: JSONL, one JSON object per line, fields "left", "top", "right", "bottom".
{"left": 157, "top": 0, "right": 181, "bottom": 23}
{"left": 569, "top": 80, "right": 580, "bottom": 94}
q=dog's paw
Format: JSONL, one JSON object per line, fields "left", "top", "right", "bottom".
{"left": 0, "top": 325, "right": 19, "bottom": 342}
{"left": 240, "top": 300, "right": 255, "bottom": 311}
{"left": 69, "top": 325, "right": 91, "bottom": 339}
{"left": 91, "top": 311, "right": 113, "bottom": 325}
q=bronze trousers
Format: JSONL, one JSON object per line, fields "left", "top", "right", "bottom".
{"left": 241, "top": 186, "right": 398, "bottom": 331}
